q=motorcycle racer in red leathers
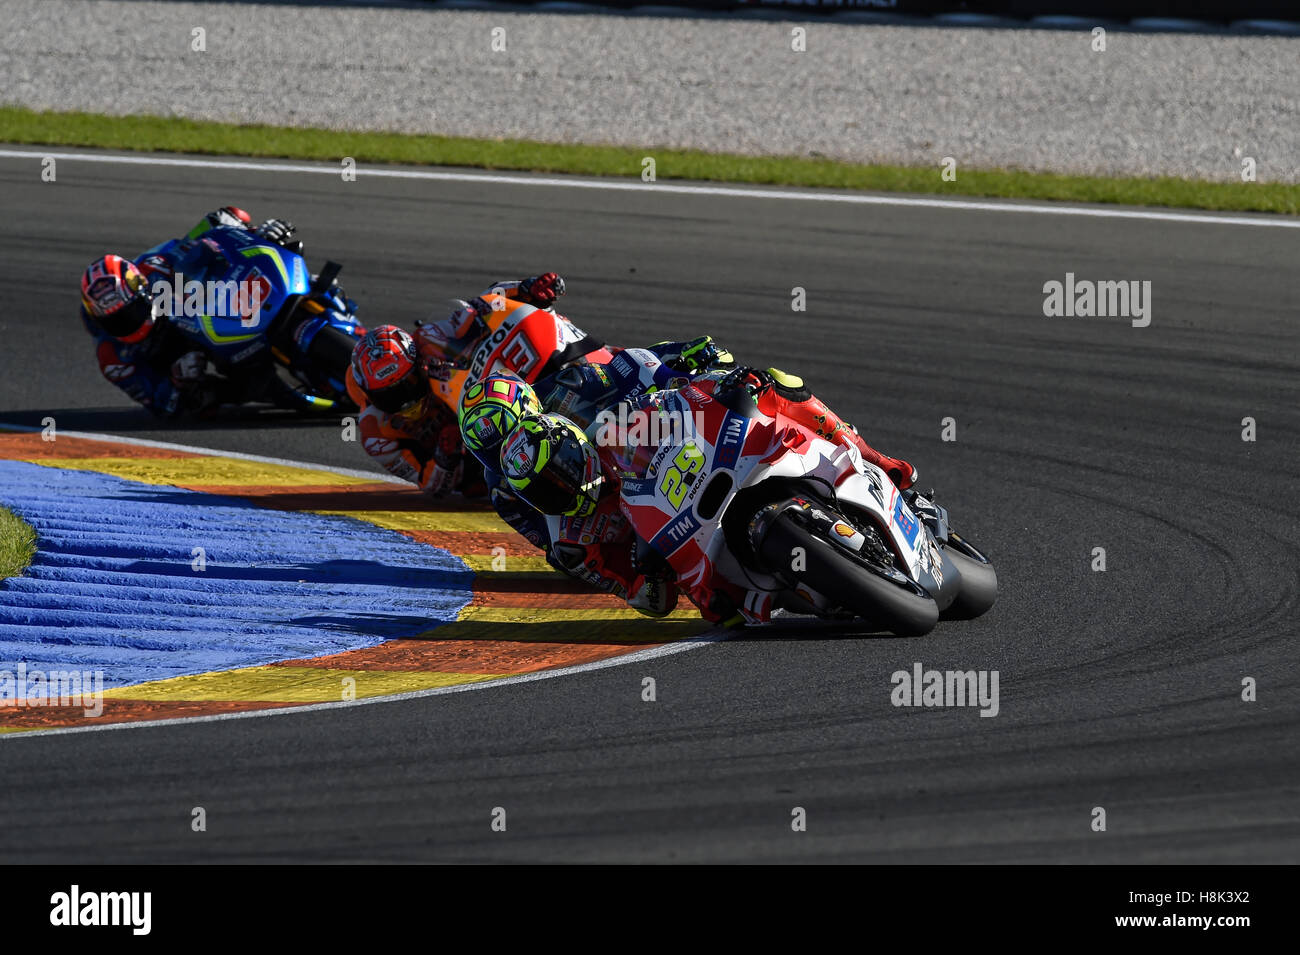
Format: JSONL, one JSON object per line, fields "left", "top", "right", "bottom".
{"left": 489, "top": 366, "right": 917, "bottom": 622}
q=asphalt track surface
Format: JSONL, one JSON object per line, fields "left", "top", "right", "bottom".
{"left": 0, "top": 149, "right": 1296, "bottom": 862}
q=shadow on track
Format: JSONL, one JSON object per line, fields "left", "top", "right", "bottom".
{"left": 1, "top": 406, "right": 346, "bottom": 434}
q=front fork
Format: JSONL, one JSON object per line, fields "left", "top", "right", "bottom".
{"left": 903, "top": 489, "right": 992, "bottom": 568}
{"left": 903, "top": 488, "right": 950, "bottom": 543}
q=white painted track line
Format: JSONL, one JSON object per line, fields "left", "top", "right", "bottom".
{"left": 0, "top": 634, "right": 725, "bottom": 741}
{"left": 0, "top": 421, "right": 408, "bottom": 484}
{"left": 1, "top": 147, "right": 1296, "bottom": 229}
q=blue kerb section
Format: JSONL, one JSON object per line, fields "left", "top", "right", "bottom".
{"left": 0, "top": 459, "right": 473, "bottom": 692}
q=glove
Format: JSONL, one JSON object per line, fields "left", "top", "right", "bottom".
{"left": 254, "top": 218, "right": 301, "bottom": 252}
{"left": 171, "top": 353, "right": 221, "bottom": 417}
{"left": 518, "top": 272, "right": 565, "bottom": 308}
{"left": 712, "top": 365, "right": 761, "bottom": 403}
{"left": 433, "top": 423, "right": 463, "bottom": 469}
{"left": 548, "top": 542, "right": 586, "bottom": 576}
{"left": 169, "top": 351, "right": 208, "bottom": 388}
{"left": 418, "top": 458, "right": 462, "bottom": 498}
{"left": 416, "top": 422, "right": 468, "bottom": 498}
{"left": 205, "top": 206, "right": 252, "bottom": 230}
{"left": 671, "top": 335, "right": 729, "bottom": 373}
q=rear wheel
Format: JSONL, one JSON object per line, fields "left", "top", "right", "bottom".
{"left": 756, "top": 504, "right": 939, "bottom": 637}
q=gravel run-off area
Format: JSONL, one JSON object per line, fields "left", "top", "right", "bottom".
{"left": 2, "top": 0, "right": 1298, "bottom": 181}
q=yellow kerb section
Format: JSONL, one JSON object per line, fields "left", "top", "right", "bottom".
{"left": 104, "top": 666, "right": 502, "bottom": 702}
{"left": 459, "top": 554, "right": 554, "bottom": 576}
{"left": 320, "top": 509, "right": 514, "bottom": 532}
{"left": 455, "top": 605, "right": 699, "bottom": 624}
{"left": 15, "top": 456, "right": 377, "bottom": 489}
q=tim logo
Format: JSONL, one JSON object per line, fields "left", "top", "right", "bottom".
{"left": 713, "top": 413, "right": 746, "bottom": 470}
{"left": 649, "top": 510, "right": 700, "bottom": 555}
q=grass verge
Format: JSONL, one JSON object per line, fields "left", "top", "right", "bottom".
{"left": 1, "top": 105, "right": 1297, "bottom": 214}
{"left": 0, "top": 506, "right": 36, "bottom": 581}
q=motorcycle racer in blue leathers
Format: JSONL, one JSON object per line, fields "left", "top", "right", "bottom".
{"left": 79, "top": 207, "right": 357, "bottom": 417}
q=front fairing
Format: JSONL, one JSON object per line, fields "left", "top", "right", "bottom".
{"left": 155, "top": 227, "right": 309, "bottom": 360}
{"left": 614, "top": 383, "right": 951, "bottom": 603}
{"left": 613, "top": 387, "right": 781, "bottom": 590}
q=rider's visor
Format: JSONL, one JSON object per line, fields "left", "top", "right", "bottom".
{"left": 99, "top": 295, "right": 155, "bottom": 342}
{"left": 515, "top": 427, "right": 599, "bottom": 517}
{"left": 368, "top": 368, "right": 428, "bottom": 416}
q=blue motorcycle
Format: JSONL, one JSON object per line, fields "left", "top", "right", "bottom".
{"left": 139, "top": 226, "right": 364, "bottom": 411}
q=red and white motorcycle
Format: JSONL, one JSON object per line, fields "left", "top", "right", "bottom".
{"left": 607, "top": 379, "right": 997, "bottom": 635}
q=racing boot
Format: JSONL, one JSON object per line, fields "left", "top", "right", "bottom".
{"left": 628, "top": 572, "right": 678, "bottom": 618}
{"left": 758, "top": 368, "right": 917, "bottom": 490}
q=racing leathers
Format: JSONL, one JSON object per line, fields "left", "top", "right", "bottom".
{"left": 353, "top": 382, "right": 471, "bottom": 498}
{"left": 83, "top": 207, "right": 303, "bottom": 417}
{"left": 510, "top": 476, "right": 679, "bottom": 618}
{"left": 348, "top": 274, "right": 719, "bottom": 499}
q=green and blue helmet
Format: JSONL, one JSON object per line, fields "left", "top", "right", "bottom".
{"left": 458, "top": 374, "right": 542, "bottom": 469}
{"left": 499, "top": 413, "right": 604, "bottom": 517}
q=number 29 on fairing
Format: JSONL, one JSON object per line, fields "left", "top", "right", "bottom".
{"left": 658, "top": 442, "right": 705, "bottom": 509}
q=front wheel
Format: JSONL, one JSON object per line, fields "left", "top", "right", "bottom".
{"left": 303, "top": 323, "right": 362, "bottom": 397}
{"left": 756, "top": 505, "right": 939, "bottom": 637}
{"left": 940, "top": 534, "right": 997, "bottom": 620}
